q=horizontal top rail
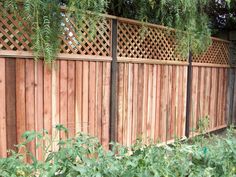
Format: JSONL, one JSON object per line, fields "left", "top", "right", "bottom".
{"left": 0, "top": 50, "right": 112, "bottom": 61}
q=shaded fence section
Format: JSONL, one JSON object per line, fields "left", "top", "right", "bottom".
{"left": 0, "top": 5, "right": 233, "bottom": 157}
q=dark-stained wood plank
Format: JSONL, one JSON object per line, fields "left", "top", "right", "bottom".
{"left": 5, "top": 59, "right": 17, "bottom": 151}
{"left": 82, "top": 61, "right": 89, "bottom": 133}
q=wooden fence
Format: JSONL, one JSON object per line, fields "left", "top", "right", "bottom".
{"left": 0, "top": 5, "right": 234, "bottom": 158}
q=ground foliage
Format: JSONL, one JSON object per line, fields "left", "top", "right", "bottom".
{"left": 0, "top": 0, "right": 233, "bottom": 62}
{"left": 0, "top": 125, "right": 235, "bottom": 177}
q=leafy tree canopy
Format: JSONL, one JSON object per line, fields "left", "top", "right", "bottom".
{"left": 1, "top": 0, "right": 234, "bottom": 62}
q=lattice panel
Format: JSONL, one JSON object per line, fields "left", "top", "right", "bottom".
{"left": 192, "top": 39, "right": 230, "bottom": 64}
{"left": 60, "top": 14, "right": 111, "bottom": 56}
{"left": 0, "top": 4, "right": 112, "bottom": 56}
{"left": 117, "top": 21, "right": 186, "bottom": 61}
{"left": 0, "top": 6, "right": 32, "bottom": 51}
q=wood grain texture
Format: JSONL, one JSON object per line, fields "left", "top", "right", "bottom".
{"left": 0, "top": 58, "right": 7, "bottom": 157}
{"left": 68, "top": 61, "right": 75, "bottom": 137}
{"left": 15, "top": 59, "right": 26, "bottom": 158}
{"left": 5, "top": 59, "right": 17, "bottom": 150}
{"left": 59, "top": 60, "right": 68, "bottom": 138}
{"left": 25, "top": 59, "right": 35, "bottom": 159}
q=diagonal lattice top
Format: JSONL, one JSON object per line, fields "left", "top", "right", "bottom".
{"left": 117, "top": 20, "right": 187, "bottom": 62}
{"left": 192, "top": 39, "right": 230, "bottom": 65}
{"left": 0, "top": 4, "right": 230, "bottom": 64}
{"left": 0, "top": 4, "right": 112, "bottom": 57}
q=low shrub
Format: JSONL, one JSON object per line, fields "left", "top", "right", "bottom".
{"left": 0, "top": 125, "right": 235, "bottom": 177}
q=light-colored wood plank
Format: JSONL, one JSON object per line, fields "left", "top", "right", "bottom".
{"left": 151, "top": 65, "right": 157, "bottom": 141}
{"left": 118, "top": 57, "right": 189, "bottom": 66}
{"left": 68, "top": 61, "right": 75, "bottom": 137}
{"left": 132, "top": 64, "right": 138, "bottom": 143}
{"left": 142, "top": 64, "right": 148, "bottom": 143}
{"left": 96, "top": 62, "right": 103, "bottom": 141}
{"left": 0, "top": 58, "right": 7, "bottom": 157}
{"left": 25, "top": 59, "right": 36, "bottom": 159}
{"left": 36, "top": 60, "right": 44, "bottom": 160}
{"left": 59, "top": 60, "right": 68, "bottom": 138}
{"left": 127, "top": 63, "right": 133, "bottom": 146}
{"left": 182, "top": 66, "right": 187, "bottom": 137}
{"left": 147, "top": 64, "right": 153, "bottom": 142}
{"left": 88, "top": 62, "right": 96, "bottom": 136}
{"left": 0, "top": 50, "right": 112, "bottom": 61}
{"left": 102, "top": 62, "right": 110, "bottom": 149}
{"left": 155, "top": 65, "right": 161, "bottom": 141}
{"left": 122, "top": 63, "right": 128, "bottom": 145}
{"left": 117, "top": 63, "right": 124, "bottom": 144}
{"left": 75, "top": 61, "right": 83, "bottom": 133}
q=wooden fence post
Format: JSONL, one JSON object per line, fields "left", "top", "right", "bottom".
{"left": 227, "top": 42, "right": 236, "bottom": 125}
{"left": 185, "top": 50, "right": 192, "bottom": 138}
{"left": 109, "top": 19, "right": 118, "bottom": 144}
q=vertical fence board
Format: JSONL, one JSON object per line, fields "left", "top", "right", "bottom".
{"left": 82, "top": 61, "right": 89, "bottom": 133}
{"left": 96, "top": 62, "right": 103, "bottom": 141}
{"left": 102, "top": 62, "right": 110, "bottom": 149}
{"left": 60, "top": 60, "right": 68, "bottom": 138}
{"left": 155, "top": 65, "right": 161, "bottom": 141}
{"left": 5, "top": 59, "right": 16, "bottom": 150}
{"left": 151, "top": 65, "right": 157, "bottom": 140}
{"left": 127, "top": 64, "right": 133, "bottom": 146}
{"left": 25, "top": 59, "right": 35, "bottom": 158}
{"left": 142, "top": 64, "right": 148, "bottom": 142}
{"left": 75, "top": 61, "right": 83, "bottom": 132}
{"left": 15, "top": 59, "right": 26, "bottom": 146}
{"left": 117, "top": 63, "right": 124, "bottom": 144}
{"left": 132, "top": 64, "right": 138, "bottom": 143}
{"left": 89, "top": 62, "right": 96, "bottom": 136}
{"left": 44, "top": 64, "right": 52, "bottom": 137}
{"left": 0, "top": 58, "right": 7, "bottom": 157}
{"left": 36, "top": 60, "right": 44, "bottom": 160}
{"left": 68, "top": 61, "right": 75, "bottom": 137}
{"left": 137, "top": 64, "right": 144, "bottom": 137}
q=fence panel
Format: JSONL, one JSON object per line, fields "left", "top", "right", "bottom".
{"left": 190, "top": 39, "right": 230, "bottom": 135}
{"left": 116, "top": 63, "right": 187, "bottom": 145}
{"left": 0, "top": 4, "right": 232, "bottom": 158}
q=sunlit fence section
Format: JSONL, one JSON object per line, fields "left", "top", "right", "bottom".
{"left": 0, "top": 3, "right": 233, "bottom": 159}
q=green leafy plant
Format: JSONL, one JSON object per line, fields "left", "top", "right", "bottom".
{"left": 0, "top": 124, "right": 235, "bottom": 177}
